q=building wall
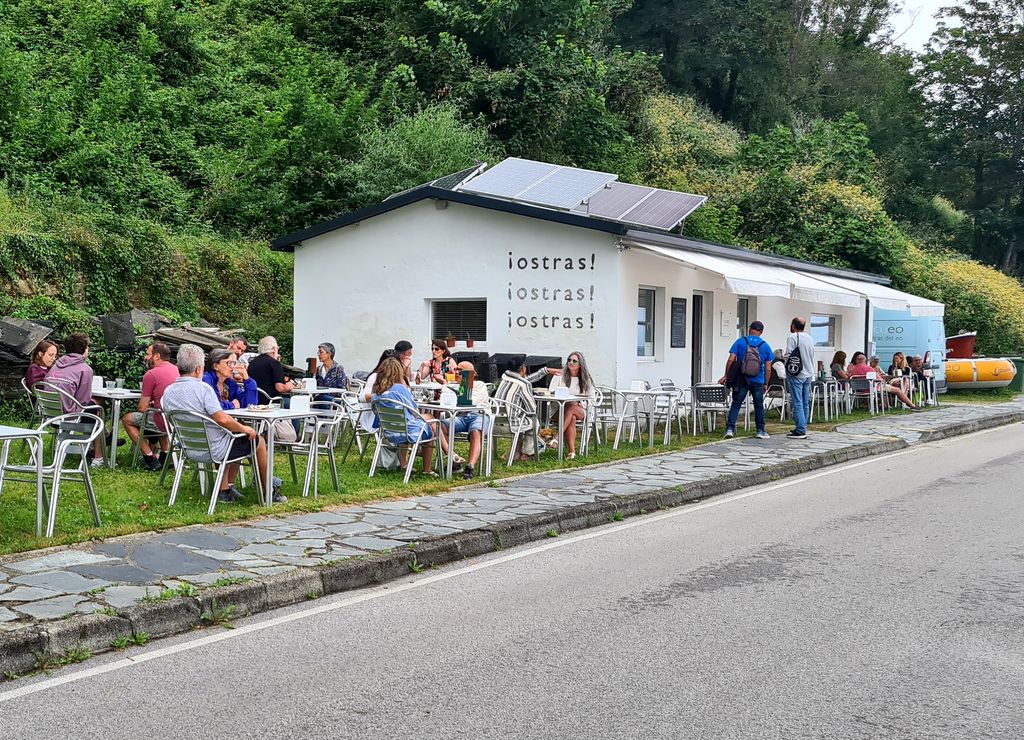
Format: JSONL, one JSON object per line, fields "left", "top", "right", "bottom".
{"left": 292, "top": 199, "right": 623, "bottom": 379}
{"left": 615, "top": 247, "right": 735, "bottom": 387}
{"left": 292, "top": 199, "right": 870, "bottom": 388}
{"left": 753, "top": 297, "right": 867, "bottom": 372}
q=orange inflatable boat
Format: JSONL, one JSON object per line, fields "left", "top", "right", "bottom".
{"left": 944, "top": 358, "right": 1017, "bottom": 389}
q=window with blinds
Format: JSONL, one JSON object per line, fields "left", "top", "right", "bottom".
{"left": 431, "top": 300, "right": 487, "bottom": 342}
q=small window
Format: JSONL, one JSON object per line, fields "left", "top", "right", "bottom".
{"left": 432, "top": 300, "right": 487, "bottom": 342}
{"left": 736, "top": 298, "right": 750, "bottom": 339}
{"left": 637, "top": 288, "right": 656, "bottom": 357}
{"left": 810, "top": 314, "right": 837, "bottom": 347}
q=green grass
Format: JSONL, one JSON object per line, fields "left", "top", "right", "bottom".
{"left": 942, "top": 388, "right": 1021, "bottom": 404}
{"left": 0, "top": 407, "right": 906, "bottom": 556}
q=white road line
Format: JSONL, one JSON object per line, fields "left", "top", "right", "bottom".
{"left": 0, "top": 423, "right": 1014, "bottom": 703}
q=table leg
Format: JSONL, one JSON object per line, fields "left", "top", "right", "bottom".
{"left": 648, "top": 404, "right": 656, "bottom": 448}
{"left": 108, "top": 398, "right": 121, "bottom": 469}
{"left": 663, "top": 398, "right": 671, "bottom": 446}
{"left": 265, "top": 422, "right": 275, "bottom": 506}
{"left": 557, "top": 402, "right": 565, "bottom": 462}
{"left": 447, "top": 413, "right": 455, "bottom": 479}
{"left": 34, "top": 437, "right": 43, "bottom": 537}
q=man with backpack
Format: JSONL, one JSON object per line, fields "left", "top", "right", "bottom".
{"left": 718, "top": 320, "right": 774, "bottom": 439}
{"left": 784, "top": 317, "right": 815, "bottom": 439}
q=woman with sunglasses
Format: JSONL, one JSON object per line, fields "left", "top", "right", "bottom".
{"left": 417, "top": 339, "right": 456, "bottom": 384}
{"left": 202, "top": 349, "right": 258, "bottom": 410}
{"left": 547, "top": 351, "right": 596, "bottom": 460}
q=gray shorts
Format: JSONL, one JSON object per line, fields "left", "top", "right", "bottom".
{"left": 125, "top": 411, "right": 164, "bottom": 435}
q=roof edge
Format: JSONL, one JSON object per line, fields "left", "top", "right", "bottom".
{"left": 271, "top": 187, "right": 626, "bottom": 251}
{"left": 622, "top": 231, "right": 891, "bottom": 285}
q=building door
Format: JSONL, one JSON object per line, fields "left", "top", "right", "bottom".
{"left": 691, "top": 293, "right": 704, "bottom": 384}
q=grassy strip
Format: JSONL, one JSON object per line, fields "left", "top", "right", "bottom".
{"left": 0, "top": 408, "right": 897, "bottom": 556}
{"left": 941, "top": 388, "right": 1020, "bottom": 404}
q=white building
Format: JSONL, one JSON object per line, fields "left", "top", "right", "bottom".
{"left": 272, "top": 160, "right": 943, "bottom": 387}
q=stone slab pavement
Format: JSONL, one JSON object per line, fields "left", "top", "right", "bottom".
{"left": 1, "top": 399, "right": 1022, "bottom": 673}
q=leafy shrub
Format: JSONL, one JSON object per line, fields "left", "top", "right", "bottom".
{"left": 895, "top": 247, "right": 1024, "bottom": 356}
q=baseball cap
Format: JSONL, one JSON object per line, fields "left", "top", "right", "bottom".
{"left": 749, "top": 321, "right": 765, "bottom": 332}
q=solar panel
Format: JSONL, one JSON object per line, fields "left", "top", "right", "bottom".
{"left": 459, "top": 158, "right": 561, "bottom": 198}
{"left": 621, "top": 191, "right": 706, "bottom": 230}
{"left": 572, "top": 182, "right": 654, "bottom": 219}
{"left": 516, "top": 167, "right": 617, "bottom": 209}
{"left": 431, "top": 164, "right": 484, "bottom": 190}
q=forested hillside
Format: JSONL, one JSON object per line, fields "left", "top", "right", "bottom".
{"left": 0, "top": 0, "right": 1021, "bottom": 353}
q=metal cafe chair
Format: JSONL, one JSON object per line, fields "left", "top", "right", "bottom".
{"left": 165, "top": 410, "right": 262, "bottom": 515}
{"left": 369, "top": 398, "right": 442, "bottom": 484}
{"left": 0, "top": 413, "right": 104, "bottom": 537}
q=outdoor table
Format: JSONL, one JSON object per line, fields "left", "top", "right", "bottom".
{"left": 90, "top": 387, "right": 142, "bottom": 469}
{"left": 417, "top": 402, "right": 492, "bottom": 478}
{"left": 227, "top": 407, "right": 318, "bottom": 505}
{"left": 0, "top": 424, "right": 45, "bottom": 536}
{"left": 618, "top": 388, "right": 679, "bottom": 447}
{"left": 291, "top": 386, "right": 344, "bottom": 396}
{"left": 533, "top": 392, "right": 589, "bottom": 462}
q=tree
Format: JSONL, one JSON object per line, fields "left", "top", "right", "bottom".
{"left": 920, "top": 0, "right": 1024, "bottom": 274}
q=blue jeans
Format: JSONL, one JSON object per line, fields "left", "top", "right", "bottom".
{"left": 727, "top": 379, "right": 765, "bottom": 433}
{"left": 788, "top": 376, "right": 811, "bottom": 435}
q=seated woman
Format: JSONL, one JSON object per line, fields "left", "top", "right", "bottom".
{"left": 830, "top": 351, "right": 849, "bottom": 380}
{"left": 417, "top": 340, "right": 456, "bottom": 384}
{"left": 202, "top": 349, "right": 258, "bottom": 410}
{"left": 315, "top": 342, "right": 347, "bottom": 397}
{"left": 371, "top": 357, "right": 438, "bottom": 475}
{"left": 26, "top": 340, "right": 58, "bottom": 389}
{"left": 887, "top": 352, "right": 910, "bottom": 378}
{"left": 547, "top": 351, "right": 596, "bottom": 460}
{"left": 768, "top": 349, "right": 787, "bottom": 389}
{"left": 847, "top": 351, "right": 919, "bottom": 409}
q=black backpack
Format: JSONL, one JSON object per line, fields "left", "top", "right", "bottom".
{"left": 785, "top": 341, "right": 804, "bottom": 377}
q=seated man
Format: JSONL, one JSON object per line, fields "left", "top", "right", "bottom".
{"left": 247, "top": 336, "right": 295, "bottom": 401}
{"left": 228, "top": 336, "right": 255, "bottom": 367}
{"left": 161, "top": 344, "right": 286, "bottom": 504}
{"left": 122, "top": 342, "right": 179, "bottom": 471}
{"left": 44, "top": 332, "right": 116, "bottom": 466}
{"left": 443, "top": 361, "right": 491, "bottom": 479}
{"left": 493, "top": 360, "right": 557, "bottom": 461}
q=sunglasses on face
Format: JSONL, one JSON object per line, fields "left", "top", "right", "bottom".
{"left": 567, "top": 359, "right": 580, "bottom": 365}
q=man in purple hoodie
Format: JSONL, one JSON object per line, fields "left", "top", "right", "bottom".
{"left": 44, "top": 333, "right": 109, "bottom": 465}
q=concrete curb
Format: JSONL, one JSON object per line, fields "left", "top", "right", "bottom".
{"left": 0, "top": 411, "right": 1016, "bottom": 678}
{"left": 916, "top": 409, "right": 1024, "bottom": 443}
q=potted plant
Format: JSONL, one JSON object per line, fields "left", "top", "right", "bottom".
{"left": 446, "top": 331, "right": 456, "bottom": 348}
{"left": 465, "top": 332, "right": 474, "bottom": 348}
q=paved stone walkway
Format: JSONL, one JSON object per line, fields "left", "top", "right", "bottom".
{"left": 1, "top": 399, "right": 1021, "bottom": 629}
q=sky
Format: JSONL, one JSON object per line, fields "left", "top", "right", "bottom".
{"left": 890, "top": 0, "right": 950, "bottom": 50}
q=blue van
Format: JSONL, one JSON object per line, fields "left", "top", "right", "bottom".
{"left": 871, "top": 308, "right": 946, "bottom": 392}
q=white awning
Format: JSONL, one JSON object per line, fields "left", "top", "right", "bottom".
{"left": 632, "top": 243, "right": 790, "bottom": 298}
{"left": 755, "top": 266, "right": 862, "bottom": 307}
{"left": 630, "top": 241, "right": 860, "bottom": 306}
{"left": 809, "top": 274, "right": 945, "bottom": 316}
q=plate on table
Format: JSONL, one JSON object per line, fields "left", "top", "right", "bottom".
{"left": 243, "top": 404, "right": 275, "bottom": 412}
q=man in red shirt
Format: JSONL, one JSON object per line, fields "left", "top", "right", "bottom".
{"left": 122, "top": 342, "right": 180, "bottom": 470}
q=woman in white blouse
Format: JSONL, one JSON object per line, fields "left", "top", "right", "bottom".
{"left": 547, "top": 351, "right": 596, "bottom": 460}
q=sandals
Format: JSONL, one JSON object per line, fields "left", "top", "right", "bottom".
{"left": 566, "top": 452, "right": 576, "bottom": 460}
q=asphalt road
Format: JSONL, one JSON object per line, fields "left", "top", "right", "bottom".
{"left": 3, "top": 424, "right": 1024, "bottom": 739}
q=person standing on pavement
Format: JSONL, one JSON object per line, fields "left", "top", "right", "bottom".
{"left": 719, "top": 321, "right": 774, "bottom": 439}
{"left": 784, "top": 317, "right": 815, "bottom": 440}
